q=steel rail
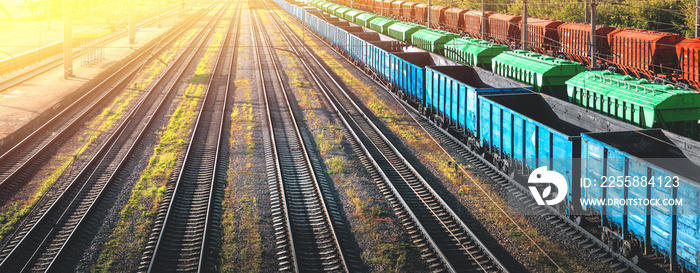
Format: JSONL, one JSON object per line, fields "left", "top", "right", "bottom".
{"left": 0, "top": 5, "right": 212, "bottom": 206}
{"left": 144, "top": 1, "right": 239, "bottom": 272}
{"left": 265, "top": 3, "right": 508, "bottom": 272}
{"left": 287, "top": 3, "right": 646, "bottom": 272}
{"left": 252, "top": 5, "right": 349, "bottom": 272}
{"left": 0, "top": 3, "right": 229, "bottom": 271}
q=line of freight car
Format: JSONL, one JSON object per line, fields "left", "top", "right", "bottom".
{"left": 311, "top": 0, "right": 700, "bottom": 142}
{"left": 322, "top": 0, "right": 700, "bottom": 92}
{"left": 307, "top": 0, "right": 632, "bottom": 218}
{"left": 286, "top": 2, "right": 700, "bottom": 272}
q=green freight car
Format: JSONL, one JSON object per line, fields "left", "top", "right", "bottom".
{"left": 344, "top": 9, "right": 365, "bottom": 22}
{"left": 567, "top": 71, "right": 700, "bottom": 139}
{"left": 387, "top": 22, "right": 425, "bottom": 42}
{"left": 369, "top": 17, "right": 398, "bottom": 35}
{"left": 355, "top": 13, "right": 378, "bottom": 27}
{"left": 309, "top": 0, "right": 322, "bottom": 7}
{"left": 321, "top": 2, "right": 335, "bottom": 13}
{"left": 492, "top": 50, "right": 587, "bottom": 99}
{"left": 410, "top": 28, "right": 458, "bottom": 55}
{"left": 332, "top": 6, "right": 350, "bottom": 18}
{"left": 444, "top": 37, "right": 509, "bottom": 70}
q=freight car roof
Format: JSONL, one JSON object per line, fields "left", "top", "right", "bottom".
{"left": 465, "top": 10, "right": 493, "bottom": 17}
{"left": 445, "top": 37, "right": 509, "bottom": 53}
{"left": 584, "top": 129, "right": 700, "bottom": 181}
{"left": 608, "top": 28, "right": 684, "bottom": 43}
{"left": 412, "top": 29, "right": 458, "bottom": 43}
{"left": 344, "top": 9, "right": 365, "bottom": 20}
{"left": 524, "top": 17, "right": 563, "bottom": 27}
{"left": 566, "top": 71, "right": 700, "bottom": 126}
{"left": 387, "top": 22, "right": 425, "bottom": 33}
{"left": 355, "top": 12, "right": 377, "bottom": 25}
{"left": 369, "top": 17, "right": 398, "bottom": 27}
{"left": 488, "top": 13, "right": 521, "bottom": 22}
{"left": 558, "top": 22, "right": 614, "bottom": 32}
{"left": 492, "top": 50, "right": 584, "bottom": 75}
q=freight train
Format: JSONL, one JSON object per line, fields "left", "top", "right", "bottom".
{"left": 315, "top": 0, "right": 700, "bottom": 141}
{"left": 323, "top": 0, "right": 700, "bottom": 92}
{"left": 276, "top": 1, "right": 700, "bottom": 272}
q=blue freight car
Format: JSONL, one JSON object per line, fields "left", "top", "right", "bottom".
{"left": 388, "top": 51, "right": 456, "bottom": 104}
{"left": 478, "top": 93, "right": 638, "bottom": 212}
{"left": 345, "top": 30, "right": 377, "bottom": 63}
{"left": 423, "top": 65, "right": 530, "bottom": 139}
{"left": 272, "top": 2, "right": 700, "bottom": 271}
{"left": 581, "top": 129, "right": 700, "bottom": 272}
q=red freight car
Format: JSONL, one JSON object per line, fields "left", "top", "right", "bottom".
{"left": 557, "top": 23, "right": 615, "bottom": 67}
{"left": 608, "top": 28, "right": 684, "bottom": 80}
{"left": 390, "top": 0, "right": 404, "bottom": 18}
{"left": 676, "top": 38, "right": 700, "bottom": 89}
{"left": 401, "top": 1, "right": 417, "bottom": 21}
{"left": 523, "top": 18, "right": 563, "bottom": 54}
{"left": 372, "top": 0, "right": 383, "bottom": 14}
{"left": 487, "top": 13, "right": 521, "bottom": 45}
{"left": 429, "top": 5, "right": 448, "bottom": 28}
{"left": 351, "top": 0, "right": 366, "bottom": 10}
{"left": 444, "top": 7, "right": 468, "bottom": 33}
{"left": 382, "top": 0, "right": 395, "bottom": 17}
{"left": 413, "top": 3, "right": 428, "bottom": 24}
{"left": 462, "top": 10, "right": 492, "bottom": 39}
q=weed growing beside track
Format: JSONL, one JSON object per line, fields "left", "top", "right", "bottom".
{"left": 0, "top": 28, "right": 197, "bottom": 244}
{"left": 271, "top": 12, "right": 427, "bottom": 271}
{"left": 91, "top": 15, "right": 229, "bottom": 272}
{"left": 219, "top": 78, "right": 266, "bottom": 272}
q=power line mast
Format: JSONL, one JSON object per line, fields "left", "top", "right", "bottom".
{"left": 380, "top": 0, "right": 383, "bottom": 16}
{"left": 696, "top": 0, "right": 699, "bottom": 37}
{"left": 63, "top": 0, "right": 72, "bottom": 78}
{"left": 427, "top": 0, "right": 431, "bottom": 28}
{"left": 590, "top": 1, "right": 596, "bottom": 68}
{"left": 481, "top": 0, "right": 485, "bottom": 40}
{"left": 158, "top": 0, "right": 161, "bottom": 28}
{"left": 129, "top": 0, "right": 135, "bottom": 44}
{"left": 521, "top": 0, "right": 527, "bottom": 50}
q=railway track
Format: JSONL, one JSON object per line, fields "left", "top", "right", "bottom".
{"left": 138, "top": 2, "right": 241, "bottom": 272}
{"left": 251, "top": 5, "right": 350, "bottom": 273}
{"left": 0, "top": 3, "right": 232, "bottom": 272}
{"left": 263, "top": 2, "right": 507, "bottom": 272}
{"left": 0, "top": 5, "right": 214, "bottom": 209}
{"left": 282, "top": 3, "right": 646, "bottom": 273}
{"left": 402, "top": 106, "right": 646, "bottom": 273}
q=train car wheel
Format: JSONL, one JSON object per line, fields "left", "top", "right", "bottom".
{"left": 501, "top": 161, "right": 509, "bottom": 174}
